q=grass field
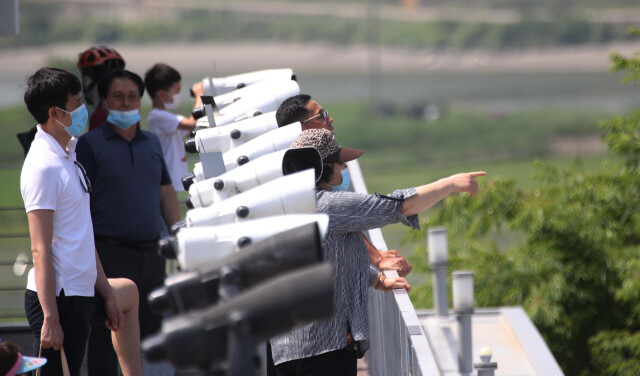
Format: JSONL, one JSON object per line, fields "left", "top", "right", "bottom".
{"left": 0, "top": 100, "right": 615, "bottom": 319}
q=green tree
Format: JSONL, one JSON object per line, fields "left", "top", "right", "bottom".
{"left": 408, "top": 29, "right": 640, "bottom": 376}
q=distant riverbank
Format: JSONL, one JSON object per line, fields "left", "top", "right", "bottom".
{"left": 1, "top": 41, "right": 639, "bottom": 110}
{"left": 2, "top": 41, "right": 640, "bottom": 77}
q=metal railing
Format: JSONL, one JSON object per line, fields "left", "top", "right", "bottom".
{"left": 348, "top": 160, "right": 440, "bottom": 376}
{"left": 0, "top": 166, "right": 31, "bottom": 321}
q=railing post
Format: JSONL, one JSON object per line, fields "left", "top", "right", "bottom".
{"left": 428, "top": 227, "right": 449, "bottom": 318}
{"left": 453, "top": 270, "right": 474, "bottom": 375}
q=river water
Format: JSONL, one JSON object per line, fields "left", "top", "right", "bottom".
{"left": 288, "top": 70, "right": 639, "bottom": 113}
{"left": 3, "top": 70, "right": 636, "bottom": 113}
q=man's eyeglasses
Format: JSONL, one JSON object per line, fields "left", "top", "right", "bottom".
{"left": 302, "top": 110, "right": 328, "bottom": 123}
{"left": 108, "top": 93, "right": 141, "bottom": 103}
{"left": 74, "top": 161, "right": 92, "bottom": 194}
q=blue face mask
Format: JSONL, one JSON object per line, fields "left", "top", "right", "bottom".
{"left": 332, "top": 169, "right": 351, "bottom": 191}
{"left": 56, "top": 104, "right": 88, "bottom": 136}
{"left": 107, "top": 108, "right": 141, "bottom": 129}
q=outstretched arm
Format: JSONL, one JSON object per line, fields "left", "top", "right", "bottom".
{"left": 400, "top": 172, "right": 486, "bottom": 217}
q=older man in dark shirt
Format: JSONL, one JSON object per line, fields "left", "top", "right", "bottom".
{"left": 76, "top": 69, "right": 180, "bottom": 376}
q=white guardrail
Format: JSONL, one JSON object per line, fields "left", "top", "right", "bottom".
{"left": 347, "top": 160, "right": 441, "bottom": 376}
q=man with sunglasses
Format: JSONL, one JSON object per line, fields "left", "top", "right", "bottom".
{"left": 276, "top": 94, "right": 413, "bottom": 277}
{"left": 276, "top": 94, "right": 334, "bottom": 132}
{"left": 21, "top": 67, "right": 142, "bottom": 375}
{"left": 76, "top": 69, "right": 180, "bottom": 376}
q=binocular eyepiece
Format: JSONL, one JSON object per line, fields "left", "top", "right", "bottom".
{"left": 184, "top": 138, "right": 197, "bottom": 154}
{"left": 182, "top": 173, "right": 196, "bottom": 191}
{"left": 157, "top": 236, "right": 177, "bottom": 259}
{"left": 185, "top": 196, "right": 194, "bottom": 209}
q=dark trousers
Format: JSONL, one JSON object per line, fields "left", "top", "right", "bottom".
{"left": 275, "top": 349, "right": 358, "bottom": 376}
{"left": 87, "top": 236, "right": 166, "bottom": 376}
{"left": 24, "top": 290, "right": 94, "bottom": 376}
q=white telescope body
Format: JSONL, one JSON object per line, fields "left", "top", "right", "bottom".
{"left": 184, "top": 169, "right": 317, "bottom": 228}
{"left": 213, "top": 78, "right": 296, "bottom": 110}
{"left": 190, "top": 111, "right": 278, "bottom": 154}
{"left": 187, "top": 122, "right": 302, "bottom": 185}
{"left": 212, "top": 79, "right": 300, "bottom": 127}
{"left": 222, "top": 123, "right": 302, "bottom": 170}
{"left": 188, "top": 147, "right": 321, "bottom": 209}
{"left": 173, "top": 214, "right": 329, "bottom": 270}
{"left": 201, "top": 68, "right": 295, "bottom": 97}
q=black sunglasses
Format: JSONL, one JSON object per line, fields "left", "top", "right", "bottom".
{"left": 74, "top": 161, "right": 92, "bottom": 194}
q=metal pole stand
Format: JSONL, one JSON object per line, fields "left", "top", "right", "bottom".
{"left": 431, "top": 264, "right": 449, "bottom": 317}
{"left": 456, "top": 313, "right": 473, "bottom": 375}
{"left": 227, "top": 312, "right": 256, "bottom": 376}
{"left": 474, "top": 361, "right": 498, "bottom": 376}
{"left": 219, "top": 266, "right": 241, "bottom": 301}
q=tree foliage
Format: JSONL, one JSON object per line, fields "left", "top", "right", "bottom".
{"left": 408, "top": 41, "right": 640, "bottom": 375}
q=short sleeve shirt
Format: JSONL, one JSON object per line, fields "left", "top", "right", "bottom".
{"left": 20, "top": 126, "right": 97, "bottom": 297}
{"left": 270, "top": 188, "right": 420, "bottom": 365}
{"left": 147, "top": 109, "right": 190, "bottom": 191}
{"left": 76, "top": 124, "right": 172, "bottom": 242}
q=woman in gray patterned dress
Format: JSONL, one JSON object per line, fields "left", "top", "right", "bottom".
{"left": 271, "top": 128, "right": 485, "bottom": 376}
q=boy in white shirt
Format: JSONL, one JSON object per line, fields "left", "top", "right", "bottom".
{"left": 144, "top": 63, "right": 204, "bottom": 191}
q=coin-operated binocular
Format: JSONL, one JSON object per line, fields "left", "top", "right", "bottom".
{"left": 142, "top": 263, "right": 334, "bottom": 374}
{"left": 222, "top": 123, "right": 302, "bottom": 171}
{"left": 182, "top": 123, "right": 304, "bottom": 190}
{"left": 174, "top": 169, "right": 317, "bottom": 232}
{"left": 212, "top": 78, "right": 298, "bottom": 111}
{"left": 158, "top": 214, "right": 328, "bottom": 270}
{"left": 197, "top": 68, "right": 295, "bottom": 97}
{"left": 149, "top": 221, "right": 325, "bottom": 314}
{"left": 186, "top": 111, "right": 279, "bottom": 154}
{"left": 193, "top": 79, "right": 299, "bottom": 128}
{"left": 186, "top": 147, "right": 321, "bottom": 209}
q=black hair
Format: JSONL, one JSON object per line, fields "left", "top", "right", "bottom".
{"left": 276, "top": 94, "right": 311, "bottom": 127}
{"left": 97, "top": 69, "right": 145, "bottom": 100}
{"left": 0, "top": 341, "right": 20, "bottom": 375}
{"left": 319, "top": 163, "right": 334, "bottom": 185}
{"left": 24, "top": 67, "right": 82, "bottom": 124}
{"left": 144, "top": 63, "right": 181, "bottom": 98}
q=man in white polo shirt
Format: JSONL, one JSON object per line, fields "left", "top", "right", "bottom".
{"left": 21, "top": 67, "right": 141, "bottom": 376}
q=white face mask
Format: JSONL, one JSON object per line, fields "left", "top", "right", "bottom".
{"left": 163, "top": 93, "right": 182, "bottom": 110}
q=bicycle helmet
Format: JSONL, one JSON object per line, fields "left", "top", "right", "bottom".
{"left": 77, "top": 46, "right": 126, "bottom": 105}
